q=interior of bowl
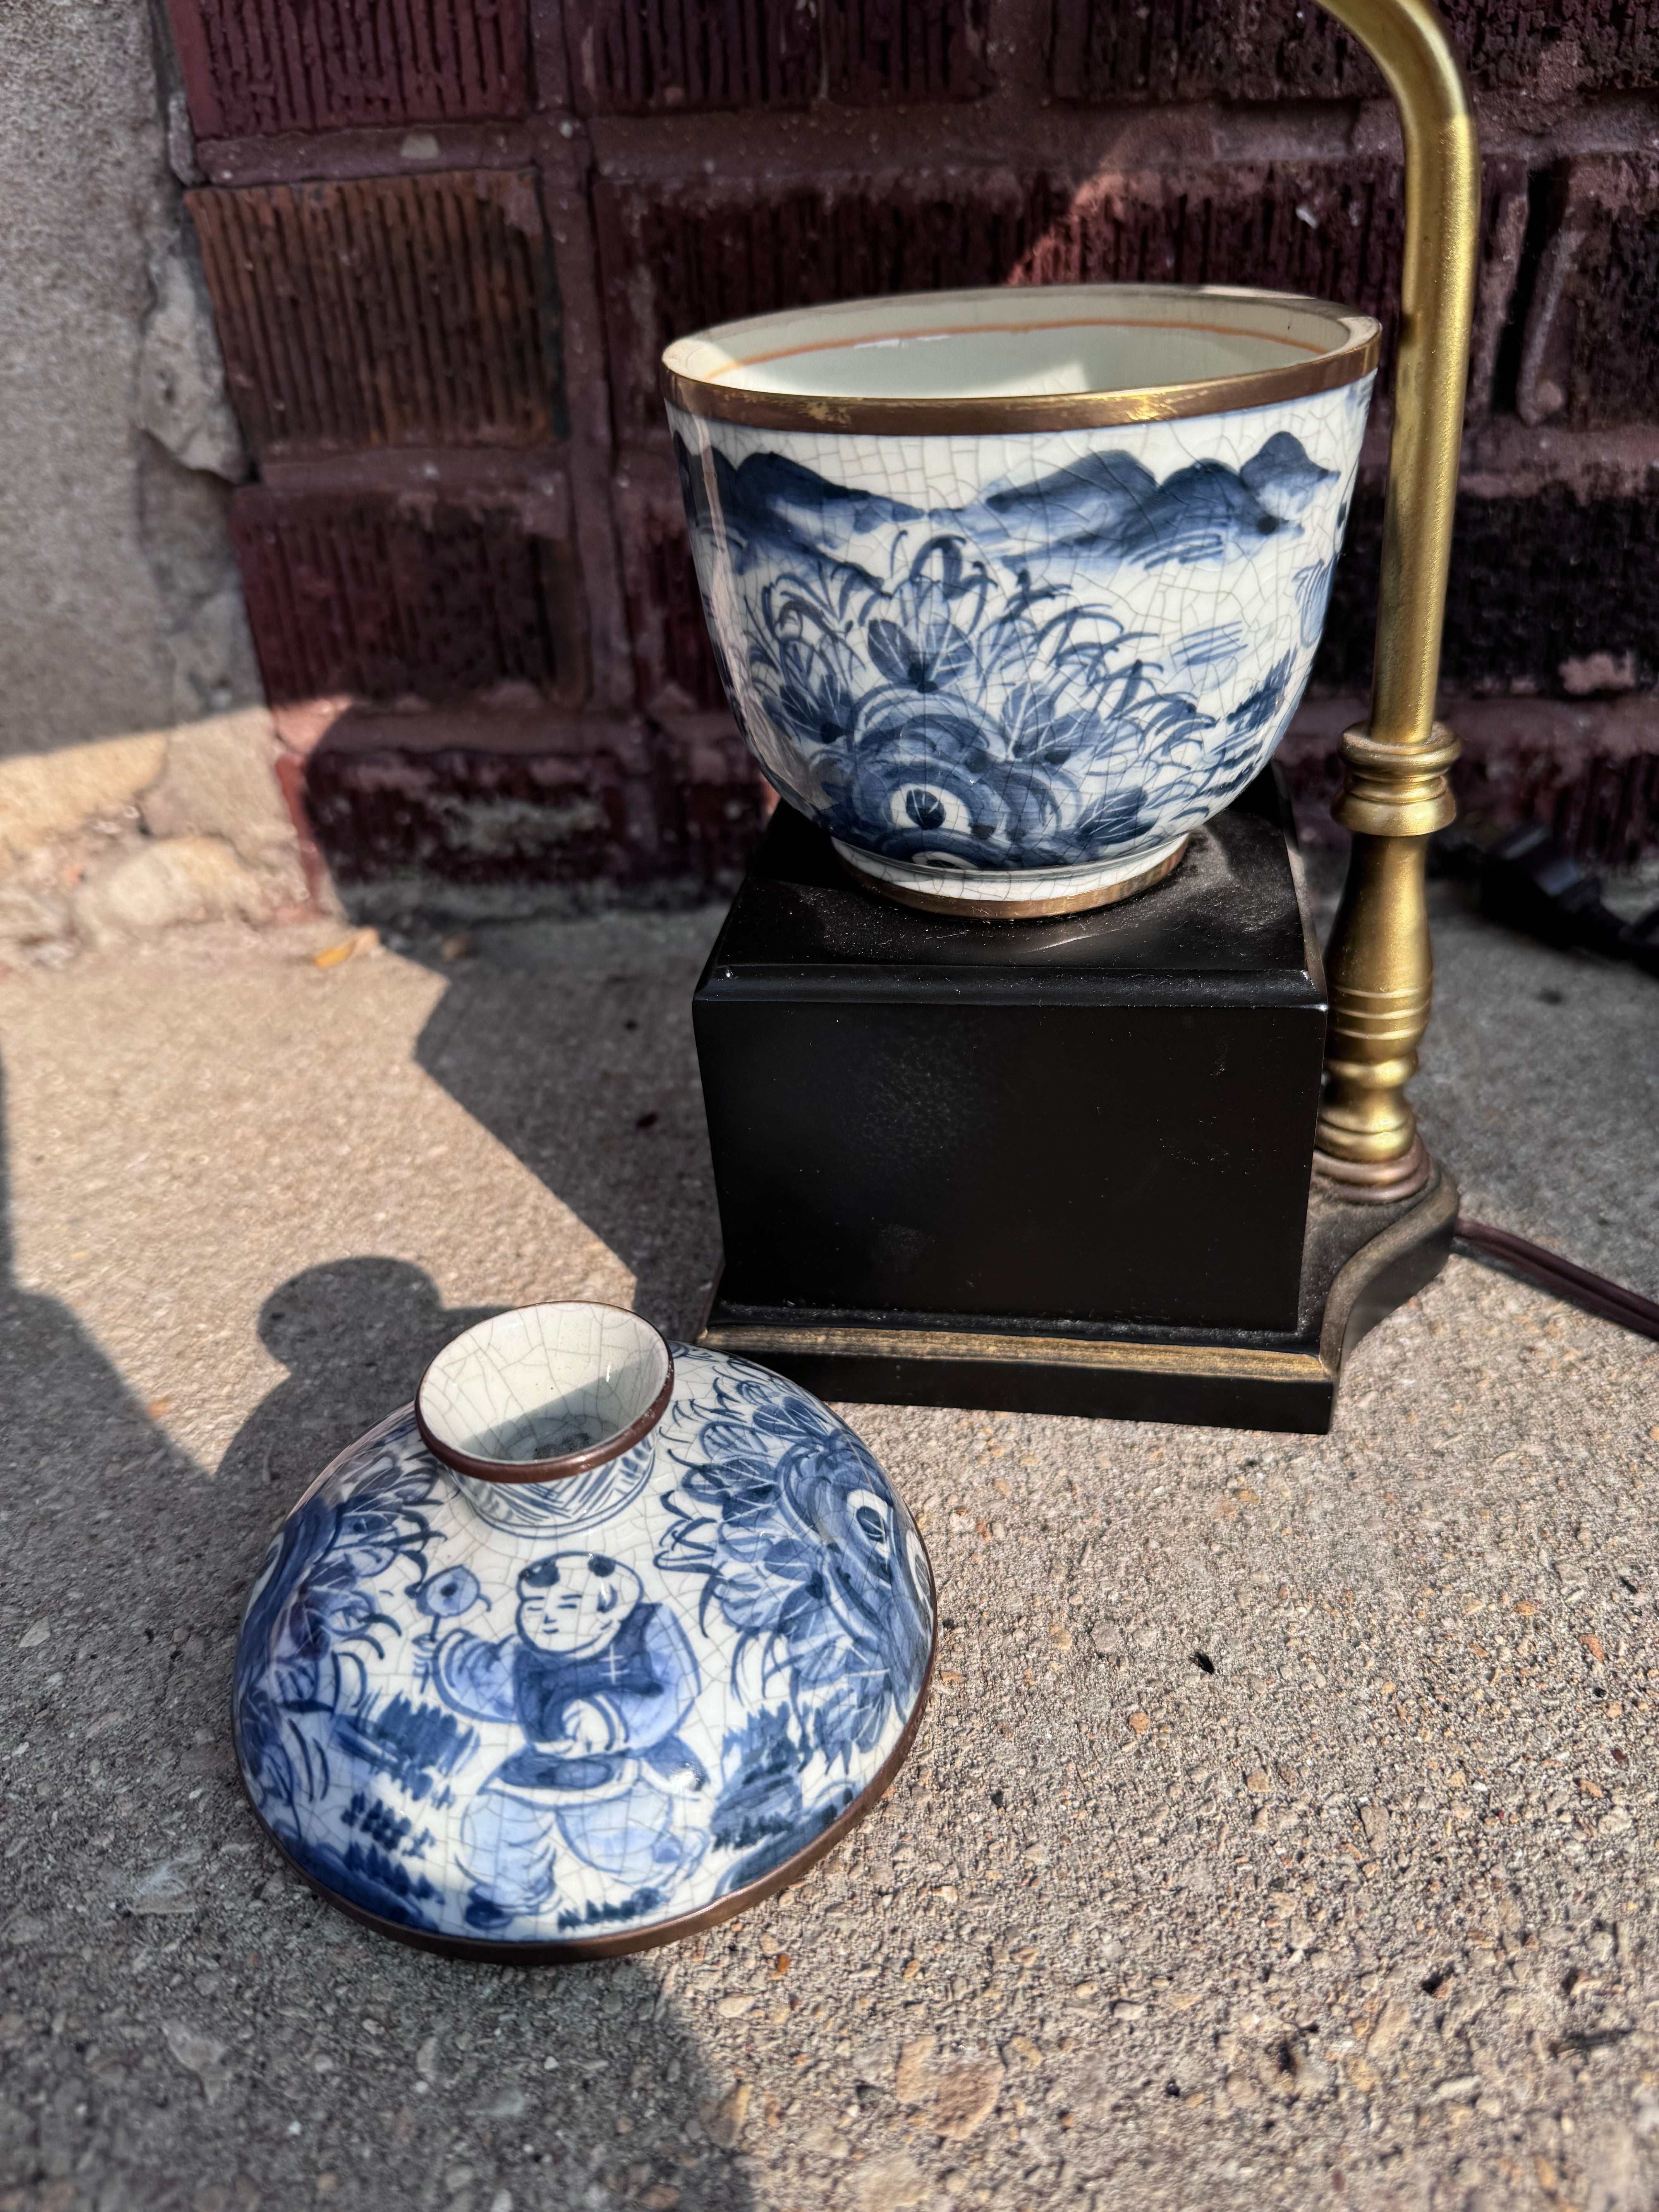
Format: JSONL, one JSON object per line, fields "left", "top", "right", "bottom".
{"left": 663, "top": 283, "right": 1376, "bottom": 405}
{"left": 417, "top": 1304, "right": 671, "bottom": 1475}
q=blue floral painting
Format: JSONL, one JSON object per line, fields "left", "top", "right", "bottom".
{"left": 233, "top": 1350, "right": 934, "bottom": 1944}
{"left": 670, "top": 378, "right": 1370, "bottom": 876}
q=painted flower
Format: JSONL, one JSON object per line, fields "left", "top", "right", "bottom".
{"left": 678, "top": 416, "right": 1363, "bottom": 872}
{"left": 656, "top": 1365, "right": 931, "bottom": 1770}
{"left": 823, "top": 736, "right": 1072, "bottom": 865}
{"left": 414, "top": 1563, "right": 481, "bottom": 1620}
{"left": 735, "top": 536, "right": 1219, "bottom": 867}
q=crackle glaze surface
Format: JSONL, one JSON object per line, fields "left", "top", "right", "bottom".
{"left": 671, "top": 377, "right": 1372, "bottom": 889}
{"left": 233, "top": 1346, "right": 934, "bottom": 1946}
{"left": 419, "top": 1302, "right": 670, "bottom": 1466}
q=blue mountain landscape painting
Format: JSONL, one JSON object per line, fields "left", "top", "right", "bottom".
{"left": 671, "top": 406, "right": 1362, "bottom": 875}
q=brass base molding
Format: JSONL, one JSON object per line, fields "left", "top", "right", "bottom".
{"left": 703, "top": 1319, "right": 1323, "bottom": 1389}
{"left": 1314, "top": 1132, "right": 1432, "bottom": 1202}
{"left": 701, "top": 1164, "right": 1460, "bottom": 1437}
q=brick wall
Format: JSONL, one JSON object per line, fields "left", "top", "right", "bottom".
{"left": 166, "top": 0, "right": 1659, "bottom": 907}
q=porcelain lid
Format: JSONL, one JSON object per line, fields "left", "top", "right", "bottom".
{"left": 235, "top": 1316, "right": 935, "bottom": 1956}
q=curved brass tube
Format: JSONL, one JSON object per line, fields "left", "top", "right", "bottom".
{"left": 1310, "top": 0, "right": 1480, "bottom": 1194}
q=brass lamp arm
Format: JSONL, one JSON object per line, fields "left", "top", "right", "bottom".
{"left": 1310, "top": 0, "right": 1481, "bottom": 1194}
{"left": 1321, "top": 0, "right": 1479, "bottom": 750}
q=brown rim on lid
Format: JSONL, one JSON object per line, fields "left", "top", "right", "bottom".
{"left": 415, "top": 1300, "right": 675, "bottom": 1486}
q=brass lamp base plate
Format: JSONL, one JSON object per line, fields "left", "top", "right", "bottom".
{"left": 1313, "top": 1133, "right": 1432, "bottom": 1202}
{"left": 698, "top": 1161, "right": 1458, "bottom": 1436}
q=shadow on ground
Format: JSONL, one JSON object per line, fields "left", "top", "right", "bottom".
{"left": 409, "top": 910, "right": 729, "bottom": 1339}
{"left": 214, "top": 1257, "right": 501, "bottom": 1503}
{"left": 0, "top": 1048, "right": 755, "bottom": 2208}
{"left": 0, "top": 1052, "right": 202, "bottom": 1574}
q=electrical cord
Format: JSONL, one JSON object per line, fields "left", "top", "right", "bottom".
{"left": 1430, "top": 820, "right": 1659, "bottom": 977}
{"left": 1410, "top": 819, "right": 1659, "bottom": 1340}
{"left": 1455, "top": 1218, "right": 1659, "bottom": 1346}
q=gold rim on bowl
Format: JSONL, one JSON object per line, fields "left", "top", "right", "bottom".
{"left": 661, "top": 281, "right": 1382, "bottom": 435}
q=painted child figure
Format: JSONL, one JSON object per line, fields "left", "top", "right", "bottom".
{"left": 429, "top": 1551, "right": 706, "bottom": 1931}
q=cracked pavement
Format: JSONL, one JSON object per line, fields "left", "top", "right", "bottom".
{"left": 0, "top": 886, "right": 1656, "bottom": 2212}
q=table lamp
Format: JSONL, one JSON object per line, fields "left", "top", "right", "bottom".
{"left": 673, "top": 0, "right": 1478, "bottom": 1436}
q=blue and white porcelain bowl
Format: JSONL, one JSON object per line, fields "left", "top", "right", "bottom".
{"left": 233, "top": 1302, "right": 934, "bottom": 1959}
{"left": 665, "top": 283, "right": 1379, "bottom": 916}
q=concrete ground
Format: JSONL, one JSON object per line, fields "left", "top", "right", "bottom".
{"left": 0, "top": 887, "right": 1656, "bottom": 2212}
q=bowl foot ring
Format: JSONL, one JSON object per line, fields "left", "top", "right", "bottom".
{"left": 834, "top": 838, "right": 1190, "bottom": 920}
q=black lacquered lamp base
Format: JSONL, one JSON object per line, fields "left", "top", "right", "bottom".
{"left": 698, "top": 1164, "right": 1456, "bottom": 1436}
{"left": 692, "top": 779, "right": 1455, "bottom": 1436}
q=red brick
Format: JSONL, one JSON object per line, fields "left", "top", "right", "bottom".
{"left": 297, "top": 706, "right": 767, "bottom": 892}
{"left": 1051, "top": 0, "right": 1381, "bottom": 102}
{"left": 1316, "top": 480, "right": 1659, "bottom": 699}
{"left": 652, "top": 706, "right": 772, "bottom": 883}
{"left": 302, "top": 709, "right": 669, "bottom": 890}
{"left": 1571, "top": 0, "right": 1659, "bottom": 88}
{"left": 597, "top": 158, "right": 1520, "bottom": 444}
{"left": 165, "top": 0, "right": 531, "bottom": 139}
{"left": 190, "top": 173, "right": 562, "bottom": 459}
{"left": 232, "top": 482, "right": 588, "bottom": 709}
{"left": 1453, "top": 698, "right": 1659, "bottom": 867}
{"left": 1283, "top": 694, "right": 1659, "bottom": 868}
{"left": 1516, "top": 157, "right": 1659, "bottom": 431}
{"left": 1049, "top": 0, "right": 1658, "bottom": 101}
{"left": 824, "top": 0, "right": 991, "bottom": 102}
{"left": 271, "top": 746, "right": 333, "bottom": 908}
{"left": 1015, "top": 160, "right": 1407, "bottom": 336}
{"left": 594, "top": 167, "right": 1061, "bottom": 442}
{"left": 559, "top": 0, "right": 987, "bottom": 113}
{"left": 560, "top": 0, "right": 819, "bottom": 113}
{"left": 1542, "top": 734, "right": 1659, "bottom": 862}
{"left": 613, "top": 457, "right": 727, "bottom": 713}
